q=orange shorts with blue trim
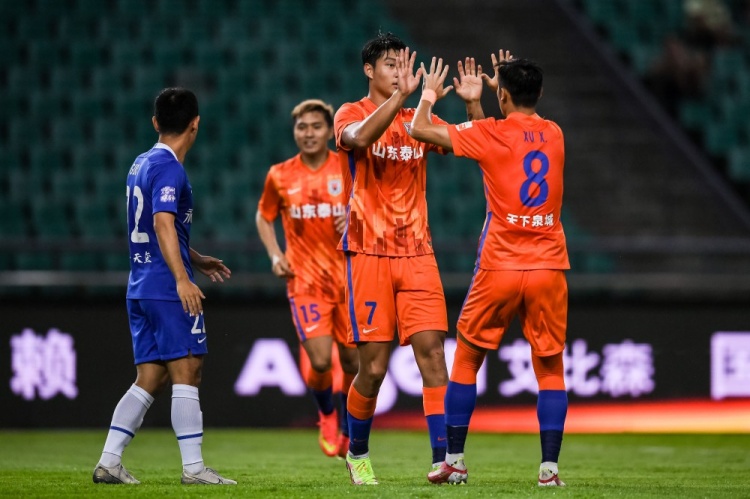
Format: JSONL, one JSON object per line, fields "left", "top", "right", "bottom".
{"left": 344, "top": 252, "right": 447, "bottom": 346}
{"left": 288, "top": 295, "right": 353, "bottom": 347}
{"left": 457, "top": 269, "right": 567, "bottom": 356}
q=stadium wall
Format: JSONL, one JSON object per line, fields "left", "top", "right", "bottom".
{"left": 2, "top": 297, "right": 748, "bottom": 431}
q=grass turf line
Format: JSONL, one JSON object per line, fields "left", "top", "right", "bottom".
{"left": 0, "top": 429, "right": 748, "bottom": 497}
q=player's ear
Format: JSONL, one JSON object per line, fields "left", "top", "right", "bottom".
{"left": 538, "top": 87, "right": 544, "bottom": 102}
{"left": 191, "top": 115, "right": 200, "bottom": 132}
{"left": 152, "top": 116, "right": 159, "bottom": 133}
{"left": 364, "top": 63, "right": 374, "bottom": 80}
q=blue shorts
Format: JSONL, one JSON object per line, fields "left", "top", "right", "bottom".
{"left": 127, "top": 299, "right": 208, "bottom": 364}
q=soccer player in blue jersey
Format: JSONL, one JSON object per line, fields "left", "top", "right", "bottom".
{"left": 93, "top": 88, "right": 235, "bottom": 486}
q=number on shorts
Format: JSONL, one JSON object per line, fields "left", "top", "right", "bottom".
{"left": 191, "top": 314, "right": 204, "bottom": 334}
{"left": 300, "top": 304, "right": 320, "bottom": 323}
{"left": 364, "top": 301, "right": 377, "bottom": 325}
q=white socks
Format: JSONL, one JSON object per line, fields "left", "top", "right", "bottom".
{"left": 172, "top": 384, "right": 205, "bottom": 474}
{"left": 540, "top": 461, "right": 559, "bottom": 474}
{"left": 100, "top": 384, "right": 154, "bottom": 467}
{"left": 445, "top": 452, "right": 466, "bottom": 469}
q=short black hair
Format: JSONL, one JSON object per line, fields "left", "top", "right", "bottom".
{"left": 153, "top": 87, "right": 199, "bottom": 135}
{"left": 361, "top": 31, "right": 406, "bottom": 67}
{"left": 498, "top": 59, "right": 543, "bottom": 108}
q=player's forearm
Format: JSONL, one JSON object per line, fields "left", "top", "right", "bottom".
{"left": 342, "top": 91, "right": 408, "bottom": 149}
{"left": 465, "top": 100, "right": 485, "bottom": 121}
{"left": 154, "top": 215, "right": 190, "bottom": 284}
{"left": 189, "top": 247, "right": 203, "bottom": 265}
{"left": 411, "top": 99, "right": 454, "bottom": 151}
{"left": 255, "top": 211, "right": 284, "bottom": 261}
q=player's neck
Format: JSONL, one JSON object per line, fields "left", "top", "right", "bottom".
{"left": 366, "top": 87, "right": 391, "bottom": 107}
{"left": 300, "top": 150, "right": 328, "bottom": 170}
{"left": 158, "top": 136, "right": 190, "bottom": 164}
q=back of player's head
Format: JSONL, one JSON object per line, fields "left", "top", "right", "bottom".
{"left": 361, "top": 31, "right": 406, "bottom": 67}
{"left": 498, "top": 59, "right": 543, "bottom": 108}
{"left": 153, "top": 87, "right": 199, "bottom": 135}
{"left": 291, "top": 99, "right": 334, "bottom": 128}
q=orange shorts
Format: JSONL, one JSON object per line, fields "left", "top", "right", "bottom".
{"left": 457, "top": 269, "right": 567, "bottom": 356}
{"left": 345, "top": 252, "right": 447, "bottom": 346}
{"left": 288, "top": 295, "right": 353, "bottom": 347}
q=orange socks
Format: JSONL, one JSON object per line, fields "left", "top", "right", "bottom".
{"left": 347, "top": 384, "right": 377, "bottom": 421}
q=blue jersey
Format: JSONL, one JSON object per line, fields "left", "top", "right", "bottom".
{"left": 126, "top": 143, "right": 194, "bottom": 300}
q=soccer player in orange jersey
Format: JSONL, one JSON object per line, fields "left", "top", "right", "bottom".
{"left": 410, "top": 52, "right": 570, "bottom": 487}
{"left": 334, "top": 32, "right": 449, "bottom": 485}
{"left": 256, "top": 99, "right": 358, "bottom": 458}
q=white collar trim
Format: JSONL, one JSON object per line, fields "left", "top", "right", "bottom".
{"left": 153, "top": 142, "right": 179, "bottom": 162}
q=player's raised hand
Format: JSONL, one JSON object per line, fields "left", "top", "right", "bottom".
{"left": 420, "top": 57, "right": 453, "bottom": 99}
{"left": 482, "top": 49, "right": 514, "bottom": 92}
{"left": 271, "top": 253, "right": 295, "bottom": 279}
{"left": 454, "top": 57, "right": 483, "bottom": 103}
{"left": 177, "top": 278, "right": 205, "bottom": 316}
{"left": 395, "top": 47, "right": 423, "bottom": 97}
{"left": 193, "top": 255, "right": 232, "bottom": 283}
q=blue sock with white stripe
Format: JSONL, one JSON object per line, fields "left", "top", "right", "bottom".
{"left": 100, "top": 384, "right": 153, "bottom": 467}
{"left": 172, "top": 384, "right": 205, "bottom": 474}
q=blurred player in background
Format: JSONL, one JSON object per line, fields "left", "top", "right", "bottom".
{"left": 410, "top": 52, "right": 570, "bottom": 487}
{"left": 334, "top": 32, "right": 449, "bottom": 485}
{"left": 256, "top": 99, "right": 359, "bottom": 458}
{"left": 93, "top": 88, "right": 235, "bottom": 485}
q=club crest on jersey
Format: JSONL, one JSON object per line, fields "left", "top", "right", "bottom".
{"left": 328, "top": 178, "right": 342, "bottom": 196}
{"left": 403, "top": 122, "right": 412, "bottom": 134}
{"left": 160, "top": 186, "right": 176, "bottom": 202}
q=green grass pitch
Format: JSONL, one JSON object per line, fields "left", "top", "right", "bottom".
{"left": 0, "top": 429, "right": 748, "bottom": 497}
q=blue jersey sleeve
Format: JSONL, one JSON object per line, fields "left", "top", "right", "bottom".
{"left": 150, "top": 160, "right": 186, "bottom": 216}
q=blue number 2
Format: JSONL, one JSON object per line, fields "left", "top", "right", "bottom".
{"left": 519, "top": 150, "right": 549, "bottom": 207}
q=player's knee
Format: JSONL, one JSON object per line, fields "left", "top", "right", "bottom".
{"left": 359, "top": 361, "right": 387, "bottom": 387}
{"left": 532, "top": 352, "right": 565, "bottom": 390}
{"left": 309, "top": 357, "right": 332, "bottom": 373}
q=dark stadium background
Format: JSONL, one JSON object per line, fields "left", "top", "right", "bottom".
{"left": 1, "top": 0, "right": 748, "bottom": 430}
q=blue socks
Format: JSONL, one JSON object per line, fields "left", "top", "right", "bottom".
{"left": 538, "top": 390, "right": 567, "bottom": 463}
{"left": 312, "top": 386, "right": 334, "bottom": 415}
{"left": 347, "top": 413, "right": 373, "bottom": 456}
{"left": 426, "top": 414, "right": 447, "bottom": 463}
{"left": 444, "top": 381, "right": 477, "bottom": 454}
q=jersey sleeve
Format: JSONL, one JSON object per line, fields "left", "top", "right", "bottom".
{"left": 334, "top": 102, "right": 366, "bottom": 152}
{"left": 257, "top": 168, "right": 281, "bottom": 222}
{"left": 149, "top": 160, "right": 184, "bottom": 215}
{"left": 446, "top": 118, "right": 496, "bottom": 162}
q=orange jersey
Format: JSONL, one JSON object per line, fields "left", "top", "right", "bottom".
{"left": 334, "top": 97, "right": 446, "bottom": 256}
{"left": 257, "top": 150, "right": 347, "bottom": 302}
{"left": 447, "top": 112, "right": 570, "bottom": 270}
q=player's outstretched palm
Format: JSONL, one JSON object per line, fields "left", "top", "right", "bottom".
{"left": 482, "top": 49, "right": 514, "bottom": 92}
{"left": 395, "top": 47, "right": 423, "bottom": 97}
{"left": 454, "top": 57, "right": 484, "bottom": 103}
{"left": 420, "top": 57, "right": 453, "bottom": 100}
